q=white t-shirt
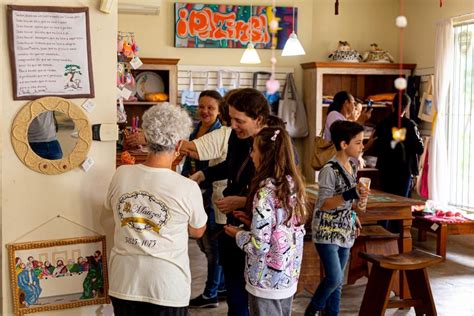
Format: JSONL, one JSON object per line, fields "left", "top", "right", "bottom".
{"left": 105, "top": 164, "right": 207, "bottom": 307}
{"left": 193, "top": 126, "right": 232, "bottom": 225}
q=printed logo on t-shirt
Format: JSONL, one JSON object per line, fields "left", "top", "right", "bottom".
{"left": 118, "top": 191, "right": 170, "bottom": 234}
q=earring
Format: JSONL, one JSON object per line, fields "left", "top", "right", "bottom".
{"left": 175, "top": 151, "right": 180, "bottom": 158}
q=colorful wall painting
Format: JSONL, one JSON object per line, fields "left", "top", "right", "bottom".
{"left": 174, "top": 3, "right": 298, "bottom": 49}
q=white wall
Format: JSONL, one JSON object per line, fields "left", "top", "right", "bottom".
{"left": 1, "top": 1, "right": 117, "bottom": 315}
{"left": 405, "top": 0, "right": 474, "bottom": 70}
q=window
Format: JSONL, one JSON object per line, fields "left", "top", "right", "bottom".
{"left": 447, "top": 21, "right": 474, "bottom": 210}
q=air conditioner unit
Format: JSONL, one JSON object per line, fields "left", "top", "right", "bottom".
{"left": 118, "top": 0, "right": 161, "bottom": 15}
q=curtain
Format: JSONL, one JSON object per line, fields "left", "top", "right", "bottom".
{"left": 429, "top": 19, "right": 454, "bottom": 203}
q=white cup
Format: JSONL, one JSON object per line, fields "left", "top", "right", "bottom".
{"left": 357, "top": 177, "right": 371, "bottom": 212}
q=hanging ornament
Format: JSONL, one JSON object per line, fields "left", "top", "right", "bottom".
{"left": 395, "top": 16, "right": 408, "bottom": 28}
{"left": 335, "top": 0, "right": 339, "bottom": 15}
{"left": 440, "top": 0, "right": 444, "bottom": 7}
{"left": 266, "top": 1, "right": 280, "bottom": 94}
{"left": 392, "top": 0, "right": 408, "bottom": 145}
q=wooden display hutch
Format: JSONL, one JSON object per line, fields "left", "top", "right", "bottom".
{"left": 300, "top": 62, "right": 416, "bottom": 182}
{"left": 117, "top": 58, "right": 179, "bottom": 167}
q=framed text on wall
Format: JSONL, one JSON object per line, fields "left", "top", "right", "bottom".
{"left": 7, "top": 6, "right": 95, "bottom": 100}
{"left": 174, "top": 3, "right": 298, "bottom": 49}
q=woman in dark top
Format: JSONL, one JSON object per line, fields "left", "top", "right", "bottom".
{"left": 195, "top": 88, "right": 270, "bottom": 316}
{"left": 373, "top": 93, "right": 424, "bottom": 197}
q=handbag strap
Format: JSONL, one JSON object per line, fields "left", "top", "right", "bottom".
{"left": 204, "top": 71, "right": 210, "bottom": 90}
{"left": 231, "top": 71, "right": 240, "bottom": 89}
{"left": 328, "top": 161, "right": 353, "bottom": 189}
{"left": 252, "top": 71, "right": 271, "bottom": 89}
{"left": 188, "top": 71, "right": 194, "bottom": 91}
{"left": 217, "top": 70, "right": 224, "bottom": 89}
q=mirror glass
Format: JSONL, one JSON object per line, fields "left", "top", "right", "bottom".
{"left": 27, "top": 111, "right": 77, "bottom": 160}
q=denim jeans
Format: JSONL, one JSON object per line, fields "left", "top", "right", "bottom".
{"left": 309, "top": 243, "right": 350, "bottom": 316}
{"left": 196, "top": 208, "right": 225, "bottom": 298}
{"left": 29, "top": 140, "right": 63, "bottom": 160}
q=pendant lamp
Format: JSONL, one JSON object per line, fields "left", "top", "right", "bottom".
{"left": 282, "top": 5, "right": 305, "bottom": 56}
{"left": 241, "top": 2, "right": 261, "bottom": 64}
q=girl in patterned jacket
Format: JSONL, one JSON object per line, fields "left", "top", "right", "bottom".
{"left": 224, "top": 127, "right": 307, "bottom": 316}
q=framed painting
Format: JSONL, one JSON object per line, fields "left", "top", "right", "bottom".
{"left": 175, "top": 3, "right": 297, "bottom": 49}
{"left": 7, "top": 5, "right": 95, "bottom": 100}
{"left": 7, "top": 236, "right": 109, "bottom": 316}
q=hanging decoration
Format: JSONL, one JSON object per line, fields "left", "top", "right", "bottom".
{"left": 240, "top": 1, "right": 261, "bottom": 64}
{"left": 266, "top": 0, "right": 280, "bottom": 94}
{"left": 282, "top": 2, "right": 305, "bottom": 56}
{"left": 391, "top": 0, "right": 408, "bottom": 147}
{"left": 335, "top": 0, "right": 339, "bottom": 15}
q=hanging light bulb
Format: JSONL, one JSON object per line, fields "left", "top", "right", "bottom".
{"left": 240, "top": 43, "right": 261, "bottom": 64}
{"left": 282, "top": 3, "right": 305, "bottom": 56}
{"left": 241, "top": 2, "right": 261, "bottom": 64}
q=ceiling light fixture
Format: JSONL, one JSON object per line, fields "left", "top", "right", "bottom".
{"left": 240, "top": 1, "right": 261, "bottom": 64}
{"left": 282, "top": 2, "right": 305, "bottom": 56}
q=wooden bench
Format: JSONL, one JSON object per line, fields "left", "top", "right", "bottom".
{"left": 413, "top": 215, "right": 474, "bottom": 259}
{"left": 359, "top": 249, "right": 443, "bottom": 316}
{"left": 347, "top": 225, "right": 399, "bottom": 293}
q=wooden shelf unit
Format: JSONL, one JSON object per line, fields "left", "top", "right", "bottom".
{"left": 300, "top": 62, "right": 416, "bottom": 182}
{"left": 117, "top": 58, "right": 179, "bottom": 167}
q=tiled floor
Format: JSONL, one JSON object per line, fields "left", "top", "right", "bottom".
{"left": 189, "top": 232, "right": 474, "bottom": 315}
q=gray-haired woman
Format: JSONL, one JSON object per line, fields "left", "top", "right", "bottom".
{"left": 105, "top": 103, "right": 207, "bottom": 316}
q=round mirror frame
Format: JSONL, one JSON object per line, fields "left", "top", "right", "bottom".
{"left": 11, "top": 97, "right": 92, "bottom": 175}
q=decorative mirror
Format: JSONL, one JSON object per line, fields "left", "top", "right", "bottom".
{"left": 11, "top": 97, "right": 91, "bottom": 175}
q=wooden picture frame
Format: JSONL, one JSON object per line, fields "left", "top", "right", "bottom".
{"left": 11, "top": 97, "right": 92, "bottom": 175}
{"left": 7, "top": 236, "right": 109, "bottom": 316}
{"left": 418, "top": 75, "right": 435, "bottom": 122}
{"left": 7, "top": 5, "right": 95, "bottom": 100}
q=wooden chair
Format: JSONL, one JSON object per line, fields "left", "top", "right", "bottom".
{"left": 348, "top": 225, "right": 399, "bottom": 287}
{"left": 359, "top": 249, "right": 443, "bottom": 316}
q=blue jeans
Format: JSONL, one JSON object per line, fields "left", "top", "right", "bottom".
{"left": 29, "top": 140, "right": 63, "bottom": 160}
{"left": 309, "top": 243, "right": 350, "bottom": 316}
{"left": 197, "top": 208, "right": 225, "bottom": 298}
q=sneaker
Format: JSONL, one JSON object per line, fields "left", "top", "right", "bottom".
{"left": 189, "top": 294, "right": 219, "bottom": 308}
{"left": 217, "top": 289, "right": 227, "bottom": 300}
{"left": 304, "top": 305, "right": 322, "bottom": 316}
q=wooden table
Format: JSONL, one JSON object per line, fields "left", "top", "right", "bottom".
{"left": 413, "top": 215, "right": 474, "bottom": 259}
{"left": 305, "top": 184, "right": 425, "bottom": 298}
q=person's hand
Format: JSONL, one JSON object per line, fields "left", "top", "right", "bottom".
{"left": 355, "top": 217, "right": 362, "bottom": 238}
{"left": 357, "top": 182, "right": 370, "bottom": 200}
{"left": 358, "top": 155, "right": 366, "bottom": 169}
{"left": 215, "top": 196, "right": 246, "bottom": 214}
{"left": 189, "top": 171, "right": 205, "bottom": 183}
{"left": 233, "top": 211, "right": 251, "bottom": 227}
{"left": 124, "top": 129, "right": 146, "bottom": 148}
{"left": 224, "top": 224, "right": 243, "bottom": 238}
{"left": 357, "top": 108, "right": 373, "bottom": 124}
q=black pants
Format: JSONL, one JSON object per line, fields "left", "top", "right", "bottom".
{"left": 110, "top": 296, "right": 189, "bottom": 316}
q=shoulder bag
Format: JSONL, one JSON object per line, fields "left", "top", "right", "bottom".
{"left": 278, "top": 73, "right": 308, "bottom": 138}
{"left": 311, "top": 130, "right": 336, "bottom": 171}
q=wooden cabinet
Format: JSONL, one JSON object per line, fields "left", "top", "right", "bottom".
{"left": 300, "top": 62, "right": 416, "bottom": 182}
{"left": 117, "top": 58, "right": 179, "bottom": 167}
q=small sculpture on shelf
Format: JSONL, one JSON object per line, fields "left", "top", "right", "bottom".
{"left": 328, "top": 41, "right": 362, "bottom": 63}
{"left": 362, "top": 43, "right": 394, "bottom": 63}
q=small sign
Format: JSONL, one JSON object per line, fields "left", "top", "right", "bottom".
{"left": 82, "top": 99, "right": 96, "bottom": 113}
{"left": 81, "top": 156, "right": 95, "bottom": 172}
{"left": 430, "top": 223, "right": 439, "bottom": 231}
{"left": 130, "top": 56, "right": 143, "bottom": 69}
{"left": 120, "top": 87, "right": 132, "bottom": 100}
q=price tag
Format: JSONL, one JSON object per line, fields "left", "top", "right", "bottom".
{"left": 81, "top": 100, "right": 96, "bottom": 113}
{"left": 120, "top": 87, "right": 132, "bottom": 100}
{"left": 116, "top": 87, "right": 122, "bottom": 100}
{"left": 81, "top": 157, "right": 95, "bottom": 172}
{"left": 430, "top": 223, "right": 439, "bottom": 231}
{"left": 130, "top": 56, "right": 143, "bottom": 69}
